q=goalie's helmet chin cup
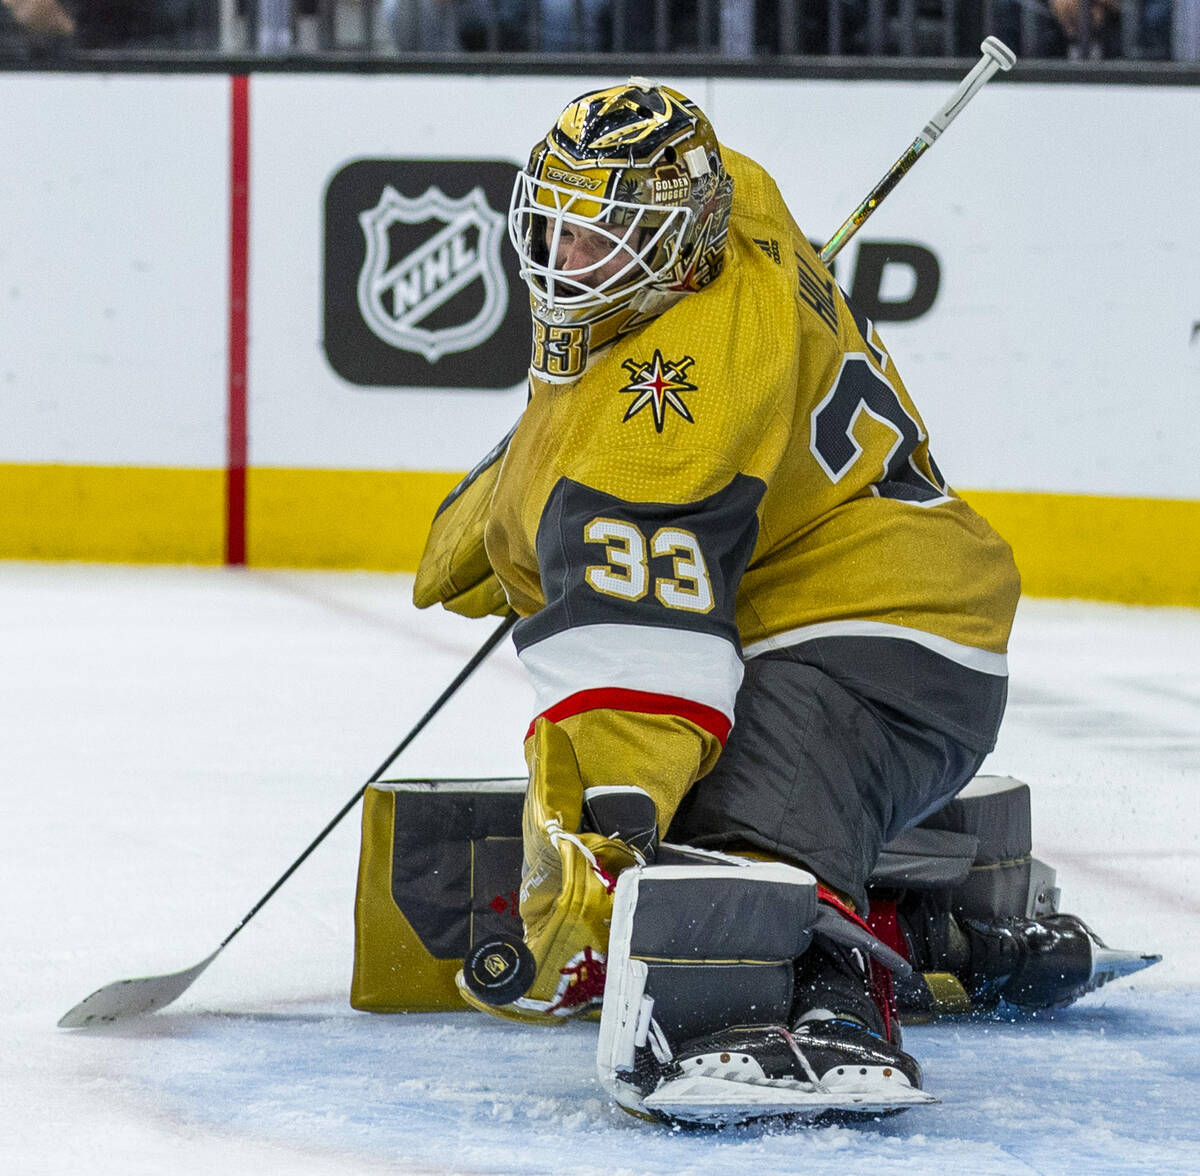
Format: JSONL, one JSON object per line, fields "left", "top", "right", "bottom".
{"left": 511, "top": 80, "right": 734, "bottom": 383}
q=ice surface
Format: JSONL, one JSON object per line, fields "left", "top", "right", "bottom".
{"left": 3, "top": 564, "right": 1198, "bottom": 1175}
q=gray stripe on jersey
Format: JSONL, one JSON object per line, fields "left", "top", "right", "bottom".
{"left": 772, "top": 635, "right": 1008, "bottom": 754}
{"left": 514, "top": 472, "right": 764, "bottom": 656}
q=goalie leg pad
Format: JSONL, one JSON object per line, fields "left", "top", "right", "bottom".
{"left": 597, "top": 861, "right": 932, "bottom": 1126}
{"left": 598, "top": 859, "right": 819, "bottom": 1113}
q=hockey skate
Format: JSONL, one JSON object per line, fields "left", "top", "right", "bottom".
{"left": 643, "top": 936, "right": 932, "bottom": 1127}
{"left": 863, "top": 776, "right": 1161, "bottom": 1018}
{"left": 597, "top": 860, "right": 936, "bottom": 1129}
{"left": 896, "top": 895, "right": 1162, "bottom": 1015}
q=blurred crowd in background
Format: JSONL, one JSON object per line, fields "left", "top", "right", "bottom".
{"left": 2, "top": 0, "right": 1198, "bottom": 61}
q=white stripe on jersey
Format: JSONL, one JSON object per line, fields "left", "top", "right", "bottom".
{"left": 517, "top": 623, "right": 744, "bottom": 721}
{"left": 742, "top": 619, "right": 1008, "bottom": 677}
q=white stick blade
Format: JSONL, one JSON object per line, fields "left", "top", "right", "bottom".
{"left": 57, "top": 950, "right": 220, "bottom": 1029}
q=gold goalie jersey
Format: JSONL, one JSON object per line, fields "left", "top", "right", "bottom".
{"left": 417, "top": 147, "right": 1020, "bottom": 827}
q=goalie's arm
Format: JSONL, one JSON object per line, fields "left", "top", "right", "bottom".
{"left": 532, "top": 707, "right": 722, "bottom": 841}
{"left": 512, "top": 470, "right": 764, "bottom": 830}
{"left": 413, "top": 420, "right": 519, "bottom": 619}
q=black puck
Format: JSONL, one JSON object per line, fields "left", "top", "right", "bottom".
{"left": 462, "top": 933, "right": 537, "bottom": 1006}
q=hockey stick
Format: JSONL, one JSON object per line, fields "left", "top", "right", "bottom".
{"left": 819, "top": 36, "right": 1016, "bottom": 264}
{"left": 59, "top": 48, "right": 1013, "bottom": 1028}
{"left": 58, "top": 610, "right": 518, "bottom": 1028}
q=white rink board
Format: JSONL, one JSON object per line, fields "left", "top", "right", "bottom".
{"left": 0, "top": 74, "right": 230, "bottom": 466}
{"left": 0, "top": 72, "right": 1197, "bottom": 497}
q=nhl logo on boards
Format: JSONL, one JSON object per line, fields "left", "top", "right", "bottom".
{"left": 619, "top": 350, "right": 697, "bottom": 433}
{"left": 356, "top": 185, "right": 506, "bottom": 363}
{"left": 323, "top": 159, "right": 529, "bottom": 389}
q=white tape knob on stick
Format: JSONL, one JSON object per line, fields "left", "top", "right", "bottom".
{"left": 921, "top": 37, "right": 1016, "bottom": 146}
{"left": 819, "top": 37, "right": 1017, "bottom": 264}
{"left": 982, "top": 34, "right": 1019, "bottom": 69}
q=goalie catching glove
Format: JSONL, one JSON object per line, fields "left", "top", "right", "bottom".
{"left": 457, "top": 719, "right": 658, "bottom": 1023}
{"left": 412, "top": 424, "right": 514, "bottom": 620}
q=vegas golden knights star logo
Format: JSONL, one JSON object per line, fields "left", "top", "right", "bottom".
{"left": 619, "top": 351, "right": 697, "bottom": 432}
{"left": 357, "top": 185, "right": 508, "bottom": 362}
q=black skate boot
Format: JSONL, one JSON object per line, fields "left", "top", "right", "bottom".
{"left": 785, "top": 930, "right": 925, "bottom": 1104}
{"left": 648, "top": 926, "right": 931, "bottom": 1126}
{"left": 898, "top": 894, "right": 1162, "bottom": 1013}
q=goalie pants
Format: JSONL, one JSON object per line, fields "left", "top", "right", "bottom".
{"left": 666, "top": 635, "right": 1008, "bottom": 911}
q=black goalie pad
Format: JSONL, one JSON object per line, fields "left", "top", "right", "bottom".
{"left": 868, "top": 775, "right": 1060, "bottom": 920}
{"left": 351, "top": 774, "right": 1155, "bottom": 1018}
{"left": 596, "top": 859, "right": 912, "bottom": 1116}
{"left": 869, "top": 777, "right": 1159, "bottom": 1015}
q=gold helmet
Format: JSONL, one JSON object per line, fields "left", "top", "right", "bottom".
{"left": 510, "top": 80, "right": 734, "bottom": 383}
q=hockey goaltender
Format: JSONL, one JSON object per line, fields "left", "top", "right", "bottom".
{"left": 411, "top": 79, "right": 1159, "bottom": 1128}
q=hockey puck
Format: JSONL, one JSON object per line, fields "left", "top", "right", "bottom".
{"left": 462, "top": 933, "right": 537, "bottom": 1006}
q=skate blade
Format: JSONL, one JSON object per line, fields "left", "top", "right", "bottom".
{"left": 642, "top": 1072, "right": 938, "bottom": 1125}
{"left": 1089, "top": 945, "right": 1161, "bottom": 990}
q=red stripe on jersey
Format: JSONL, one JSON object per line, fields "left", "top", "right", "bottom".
{"left": 525, "top": 688, "right": 732, "bottom": 745}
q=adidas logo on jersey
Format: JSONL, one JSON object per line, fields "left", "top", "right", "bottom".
{"left": 753, "top": 237, "right": 782, "bottom": 264}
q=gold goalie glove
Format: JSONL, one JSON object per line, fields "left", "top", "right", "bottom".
{"left": 455, "top": 718, "right": 651, "bottom": 1024}
{"left": 412, "top": 429, "right": 513, "bottom": 620}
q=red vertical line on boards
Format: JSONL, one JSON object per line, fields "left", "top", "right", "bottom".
{"left": 226, "top": 74, "right": 250, "bottom": 566}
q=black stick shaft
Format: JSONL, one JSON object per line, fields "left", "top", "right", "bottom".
{"left": 819, "top": 138, "right": 929, "bottom": 264}
{"left": 218, "top": 612, "right": 518, "bottom": 950}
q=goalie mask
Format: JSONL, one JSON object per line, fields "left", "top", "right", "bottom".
{"left": 510, "top": 80, "right": 734, "bottom": 383}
